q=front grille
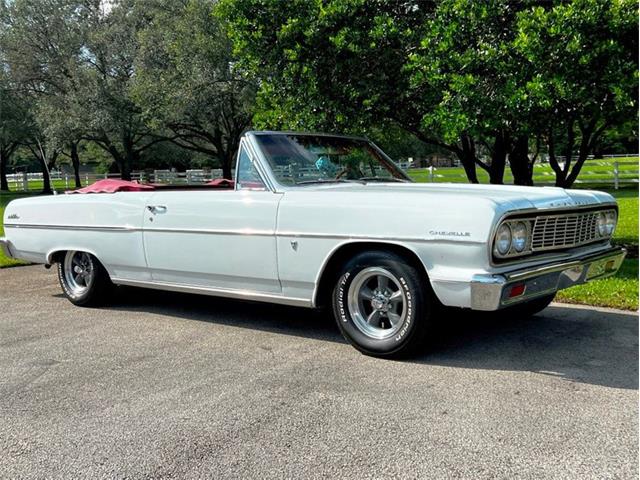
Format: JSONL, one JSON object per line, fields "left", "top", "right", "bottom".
{"left": 531, "top": 211, "right": 602, "bottom": 251}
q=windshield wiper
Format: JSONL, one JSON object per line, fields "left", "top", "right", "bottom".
{"left": 295, "top": 179, "right": 365, "bottom": 185}
{"left": 359, "top": 177, "right": 409, "bottom": 183}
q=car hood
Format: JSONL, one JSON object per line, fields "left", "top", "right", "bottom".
{"left": 295, "top": 182, "right": 615, "bottom": 212}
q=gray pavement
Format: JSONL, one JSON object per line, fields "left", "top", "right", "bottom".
{"left": 0, "top": 265, "right": 637, "bottom": 479}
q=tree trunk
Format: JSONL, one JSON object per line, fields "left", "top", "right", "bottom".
{"left": 509, "top": 135, "right": 533, "bottom": 186}
{"left": 221, "top": 157, "right": 233, "bottom": 180}
{"left": 563, "top": 125, "right": 595, "bottom": 188}
{"left": 489, "top": 132, "right": 508, "bottom": 185}
{"left": 456, "top": 133, "right": 479, "bottom": 184}
{"left": 70, "top": 142, "right": 82, "bottom": 188}
{"left": 555, "top": 121, "right": 576, "bottom": 187}
{"left": 38, "top": 156, "right": 52, "bottom": 194}
{"left": 121, "top": 137, "right": 135, "bottom": 181}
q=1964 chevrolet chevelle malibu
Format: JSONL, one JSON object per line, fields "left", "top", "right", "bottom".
{"left": 0, "top": 131, "right": 626, "bottom": 357}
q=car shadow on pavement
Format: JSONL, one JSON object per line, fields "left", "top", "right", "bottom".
{"left": 415, "top": 305, "right": 638, "bottom": 390}
{"left": 105, "top": 287, "right": 638, "bottom": 391}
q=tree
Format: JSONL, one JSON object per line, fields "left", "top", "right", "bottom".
{"left": 0, "top": 0, "right": 91, "bottom": 189}
{"left": 1, "top": 0, "right": 171, "bottom": 181}
{"left": 219, "top": 0, "right": 637, "bottom": 186}
{"left": 0, "top": 70, "right": 32, "bottom": 191}
{"left": 515, "top": 0, "right": 638, "bottom": 187}
{"left": 133, "top": 0, "right": 255, "bottom": 180}
{"left": 218, "top": 0, "right": 532, "bottom": 184}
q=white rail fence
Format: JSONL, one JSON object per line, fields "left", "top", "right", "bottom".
{"left": 5, "top": 169, "right": 224, "bottom": 192}
{"left": 401, "top": 159, "right": 638, "bottom": 189}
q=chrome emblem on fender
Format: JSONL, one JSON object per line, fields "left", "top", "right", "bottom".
{"left": 429, "top": 230, "right": 471, "bottom": 238}
{"left": 7, "top": 213, "right": 19, "bottom": 220}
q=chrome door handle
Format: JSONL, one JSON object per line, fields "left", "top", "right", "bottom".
{"left": 146, "top": 205, "right": 167, "bottom": 214}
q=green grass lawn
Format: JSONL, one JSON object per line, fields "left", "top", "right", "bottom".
{"left": 556, "top": 188, "right": 638, "bottom": 310}
{"left": 1, "top": 180, "right": 638, "bottom": 310}
{"left": 407, "top": 156, "right": 639, "bottom": 187}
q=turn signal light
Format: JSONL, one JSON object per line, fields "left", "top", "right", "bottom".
{"left": 508, "top": 284, "right": 526, "bottom": 298}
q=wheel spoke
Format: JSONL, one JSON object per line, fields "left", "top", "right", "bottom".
{"left": 359, "top": 287, "right": 374, "bottom": 301}
{"left": 387, "top": 312, "right": 401, "bottom": 325}
{"left": 366, "top": 310, "right": 381, "bottom": 325}
{"left": 376, "top": 275, "right": 389, "bottom": 291}
{"left": 389, "top": 289, "right": 402, "bottom": 300}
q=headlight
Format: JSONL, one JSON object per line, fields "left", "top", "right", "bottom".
{"left": 605, "top": 211, "right": 617, "bottom": 236}
{"left": 494, "top": 223, "right": 512, "bottom": 256}
{"left": 597, "top": 212, "right": 607, "bottom": 236}
{"left": 511, "top": 222, "right": 528, "bottom": 252}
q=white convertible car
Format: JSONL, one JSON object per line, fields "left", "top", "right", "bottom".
{"left": 0, "top": 131, "right": 626, "bottom": 357}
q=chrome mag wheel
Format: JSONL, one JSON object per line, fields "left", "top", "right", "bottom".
{"left": 347, "top": 266, "right": 407, "bottom": 340}
{"left": 63, "top": 251, "right": 95, "bottom": 297}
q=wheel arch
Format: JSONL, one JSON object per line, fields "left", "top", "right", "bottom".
{"left": 47, "top": 248, "right": 108, "bottom": 273}
{"left": 312, "top": 241, "right": 433, "bottom": 308}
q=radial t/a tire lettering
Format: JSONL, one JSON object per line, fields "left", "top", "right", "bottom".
{"left": 332, "top": 250, "right": 434, "bottom": 358}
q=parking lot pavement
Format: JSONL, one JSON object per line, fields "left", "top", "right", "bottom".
{"left": 0, "top": 265, "right": 637, "bottom": 479}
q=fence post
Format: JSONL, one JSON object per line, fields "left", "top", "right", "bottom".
{"left": 614, "top": 161, "right": 619, "bottom": 190}
{"left": 64, "top": 174, "right": 69, "bottom": 190}
{"left": 22, "top": 172, "right": 28, "bottom": 191}
{"left": 428, "top": 166, "right": 434, "bottom": 183}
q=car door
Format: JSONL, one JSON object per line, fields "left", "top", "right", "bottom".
{"left": 142, "top": 142, "right": 283, "bottom": 293}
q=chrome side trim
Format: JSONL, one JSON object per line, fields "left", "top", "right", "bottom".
{"left": 3, "top": 223, "right": 136, "bottom": 232}
{"left": 144, "top": 227, "right": 275, "bottom": 236}
{"left": 2, "top": 222, "right": 484, "bottom": 244}
{"left": 0, "top": 237, "right": 14, "bottom": 259}
{"left": 111, "top": 277, "right": 313, "bottom": 308}
{"left": 278, "top": 231, "right": 484, "bottom": 245}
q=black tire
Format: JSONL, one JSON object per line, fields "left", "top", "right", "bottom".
{"left": 57, "top": 251, "right": 113, "bottom": 307}
{"left": 331, "top": 250, "right": 434, "bottom": 358}
{"left": 502, "top": 293, "right": 555, "bottom": 318}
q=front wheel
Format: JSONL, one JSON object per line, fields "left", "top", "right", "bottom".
{"left": 57, "top": 251, "right": 113, "bottom": 306}
{"left": 332, "top": 251, "right": 434, "bottom": 358}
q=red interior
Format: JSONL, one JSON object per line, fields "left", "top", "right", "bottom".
{"left": 67, "top": 178, "right": 235, "bottom": 194}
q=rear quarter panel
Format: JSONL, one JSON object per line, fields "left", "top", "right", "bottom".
{"left": 3, "top": 193, "right": 153, "bottom": 280}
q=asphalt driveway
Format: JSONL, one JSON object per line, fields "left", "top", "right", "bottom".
{"left": 0, "top": 265, "right": 637, "bottom": 479}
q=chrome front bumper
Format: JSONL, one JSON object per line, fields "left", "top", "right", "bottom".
{"left": 0, "top": 237, "right": 14, "bottom": 259}
{"left": 470, "top": 247, "right": 627, "bottom": 311}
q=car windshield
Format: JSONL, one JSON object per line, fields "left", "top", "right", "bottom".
{"left": 253, "top": 134, "right": 409, "bottom": 186}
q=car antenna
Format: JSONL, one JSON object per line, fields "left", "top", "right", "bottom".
{"left": 36, "top": 138, "right": 57, "bottom": 196}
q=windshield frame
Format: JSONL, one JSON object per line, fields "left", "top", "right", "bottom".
{"left": 243, "top": 131, "right": 413, "bottom": 191}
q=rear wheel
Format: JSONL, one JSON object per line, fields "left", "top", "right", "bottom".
{"left": 332, "top": 251, "right": 433, "bottom": 358}
{"left": 57, "top": 251, "right": 113, "bottom": 306}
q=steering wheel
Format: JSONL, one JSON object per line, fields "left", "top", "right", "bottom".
{"left": 336, "top": 166, "right": 364, "bottom": 179}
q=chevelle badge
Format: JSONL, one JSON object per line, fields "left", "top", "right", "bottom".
{"left": 429, "top": 230, "right": 471, "bottom": 238}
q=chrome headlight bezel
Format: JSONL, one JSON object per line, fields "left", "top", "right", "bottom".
{"left": 494, "top": 223, "right": 512, "bottom": 256}
{"left": 604, "top": 210, "right": 617, "bottom": 236}
{"left": 511, "top": 221, "right": 528, "bottom": 252}
{"left": 597, "top": 212, "right": 608, "bottom": 237}
{"left": 492, "top": 219, "right": 532, "bottom": 259}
